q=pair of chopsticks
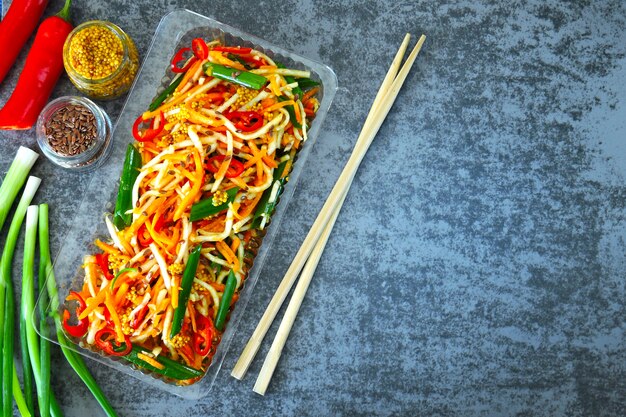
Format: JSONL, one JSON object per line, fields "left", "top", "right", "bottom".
{"left": 231, "top": 33, "right": 427, "bottom": 395}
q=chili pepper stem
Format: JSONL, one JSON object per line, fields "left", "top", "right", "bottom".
{"left": 56, "top": 0, "right": 73, "bottom": 22}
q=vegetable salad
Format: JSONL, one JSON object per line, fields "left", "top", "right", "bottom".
{"left": 62, "top": 37, "right": 320, "bottom": 383}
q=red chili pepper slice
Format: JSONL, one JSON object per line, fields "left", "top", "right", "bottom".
{"left": 212, "top": 46, "right": 252, "bottom": 54}
{"left": 102, "top": 304, "right": 112, "bottom": 325}
{"left": 154, "top": 215, "right": 166, "bottom": 232}
{"left": 171, "top": 47, "right": 197, "bottom": 73}
{"left": 95, "top": 327, "right": 132, "bottom": 356}
{"left": 193, "top": 314, "right": 214, "bottom": 357}
{"left": 62, "top": 291, "right": 89, "bottom": 338}
{"left": 191, "top": 38, "right": 208, "bottom": 60}
{"left": 205, "top": 155, "right": 245, "bottom": 178}
{"left": 95, "top": 253, "right": 113, "bottom": 281}
{"left": 137, "top": 223, "right": 153, "bottom": 247}
{"left": 132, "top": 111, "right": 165, "bottom": 142}
{"left": 225, "top": 111, "right": 263, "bottom": 132}
{"left": 130, "top": 304, "right": 149, "bottom": 329}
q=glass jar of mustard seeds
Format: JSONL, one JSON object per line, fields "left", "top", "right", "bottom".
{"left": 63, "top": 21, "right": 139, "bottom": 100}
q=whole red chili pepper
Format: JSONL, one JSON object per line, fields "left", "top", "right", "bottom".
{"left": 62, "top": 291, "right": 89, "bottom": 338}
{"left": 0, "top": 0, "right": 48, "bottom": 84}
{"left": 0, "top": 0, "right": 73, "bottom": 130}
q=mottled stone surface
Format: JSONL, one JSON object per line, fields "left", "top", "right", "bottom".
{"left": 1, "top": 1, "right": 625, "bottom": 416}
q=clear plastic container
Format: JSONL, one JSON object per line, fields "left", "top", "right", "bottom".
{"left": 36, "top": 9, "right": 337, "bottom": 399}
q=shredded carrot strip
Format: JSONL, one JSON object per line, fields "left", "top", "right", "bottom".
{"left": 174, "top": 149, "right": 204, "bottom": 220}
{"left": 231, "top": 236, "right": 241, "bottom": 253}
{"left": 243, "top": 148, "right": 267, "bottom": 169}
{"left": 216, "top": 241, "right": 240, "bottom": 272}
{"left": 105, "top": 291, "right": 125, "bottom": 343}
{"left": 137, "top": 352, "right": 165, "bottom": 369}
{"left": 261, "top": 154, "right": 277, "bottom": 168}
{"left": 175, "top": 59, "right": 203, "bottom": 93}
{"left": 264, "top": 100, "right": 295, "bottom": 113}
{"left": 302, "top": 87, "right": 319, "bottom": 102}
{"left": 171, "top": 276, "right": 179, "bottom": 309}
{"left": 114, "top": 282, "right": 129, "bottom": 306}
{"left": 260, "top": 97, "right": 277, "bottom": 109}
{"left": 79, "top": 290, "right": 107, "bottom": 319}
{"left": 95, "top": 240, "right": 120, "bottom": 255}
{"left": 209, "top": 282, "right": 225, "bottom": 292}
{"left": 293, "top": 100, "right": 302, "bottom": 124}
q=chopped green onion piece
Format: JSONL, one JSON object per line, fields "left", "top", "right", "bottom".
{"left": 121, "top": 346, "right": 203, "bottom": 380}
{"left": 113, "top": 144, "right": 142, "bottom": 231}
{"left": 214, "top": 270, "right": 237, "bottom": 331}
{"left": 190, "top": 187, "right": 239, "bottom": 222}
{"left": 149, "top": 74, "right": 184, "bottom": 111}
{"left": 170, "top": 245, "right": 202, "bottom": 338}
{"left": 203, "top": 62, "right": 267, "bottom": 90}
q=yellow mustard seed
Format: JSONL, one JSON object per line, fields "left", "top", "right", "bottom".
{"left": 69, "top": 26, "right": 124, "bottom": 80}
{"left": 212, "top": 190, "right": 228, "bottom": 206}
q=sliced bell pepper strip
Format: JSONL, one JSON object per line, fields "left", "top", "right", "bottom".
{"left": 193, "top": 313, "right": 214, "bottom": 357}
{"left": 95, "top": 327, "right": 132, "bottom": 356}
{"left": 170, "top": 245, "right": 202, "bottom": 338}
{"left": 189, "top": 186, "right": 239, "bottom": 222}
{"left": 171, "top": 47, "right": 197, "bottom": 73}
{"left": 214, "top": 270, "right": 237, "bottom": 331}
{"left": 224, "top": 111, "right": 263, "bottom": 132}
{"left": 205, "top": 155, "right": 245, "bottom": 178}
{"left": 62, "top": 291, "right": 89, "bottom": 338}
{"left": 113, "top": 143, "right": 142, "bottom": 230}
{"left": 203, "top": 62, "right": 267, "bottom": 90}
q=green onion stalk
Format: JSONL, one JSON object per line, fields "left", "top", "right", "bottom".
{"left": 0, "top": 176, "right": 41, "bottom": 416}
{"left": 38, "top": 204, "right": 119, "bottom": 417}
{"left": 21, "top": 205, "right": 64, "bottom": 417}
{"left": 20, "top": 206, "right": 38, "bottom": 416}
{"left": 0, "top": 147, "right": 38, "bottom": 231}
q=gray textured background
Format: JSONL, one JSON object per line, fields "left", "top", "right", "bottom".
{"left": 1, "top": 0, "right": 625, "bottom": 416}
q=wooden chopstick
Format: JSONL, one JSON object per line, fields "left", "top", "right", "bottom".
{"left": 252, "top": 188, "right": 348, "bottom": 395}
{"left": 231, "top": 33, "right": 426, "bottom": 382}
{"left": 250, "top": 33, "right": 427, "bottom": 394}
